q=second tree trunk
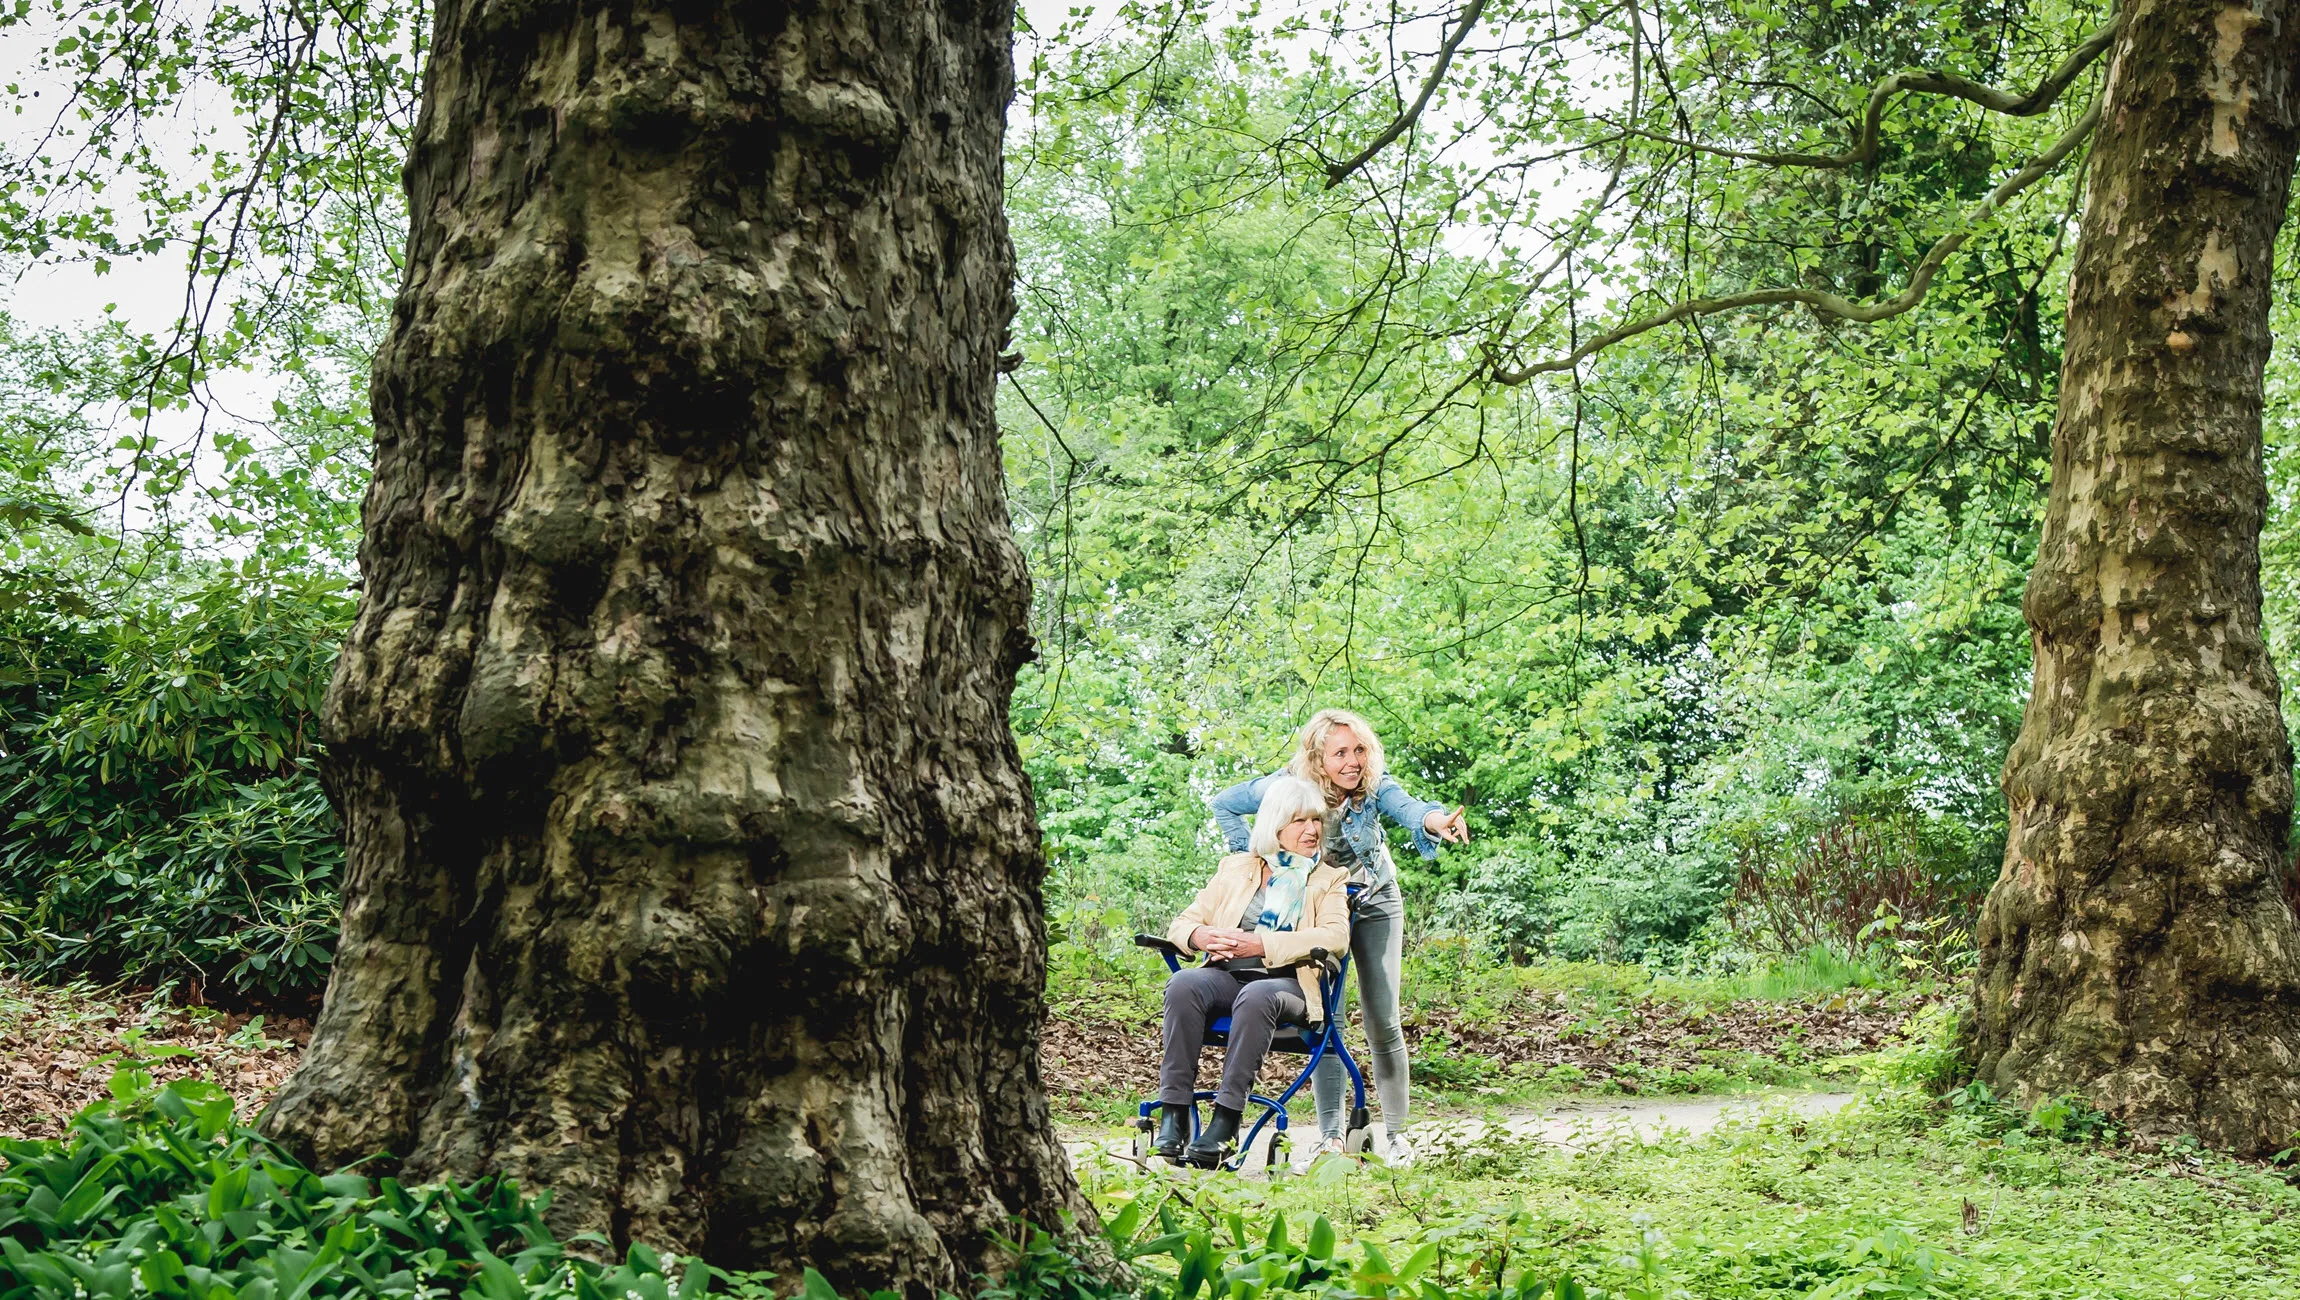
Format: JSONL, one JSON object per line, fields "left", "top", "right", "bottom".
{"left": 1971, "top": 0, "right": 2300, "bottom": 1152}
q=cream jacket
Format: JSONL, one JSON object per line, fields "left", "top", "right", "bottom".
{"left": 1164, "top": 852, "right": 1351, "bottom": 1022}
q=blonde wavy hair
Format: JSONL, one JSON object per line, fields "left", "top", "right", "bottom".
{"left": 1284, "top": 708, "right": 1386, "bottom": 804}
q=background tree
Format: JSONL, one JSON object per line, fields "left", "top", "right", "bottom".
{"left": 1002, "top": 11, "right": 2073, "bottom": 961}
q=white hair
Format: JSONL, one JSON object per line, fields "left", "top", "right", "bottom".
{"left": 1249, "top": 776, "right": 1328, "bottom": 859}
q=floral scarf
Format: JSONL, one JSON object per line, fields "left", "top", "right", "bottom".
{"left": 1257, "top": 849, "right": 1317, "bottom": 931}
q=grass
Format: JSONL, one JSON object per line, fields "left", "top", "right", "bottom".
{"left": 1073, "top": 1064, "right": 2300, "bottom": 1299}
{"left": 1713, "top": 946, "right": 1892, "bottom": 1003}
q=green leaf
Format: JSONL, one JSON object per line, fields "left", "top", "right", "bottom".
{"left": 1307, "top": 1216, "right": 1335, "bottom": 1261}
{"left": 802, "top": 1266, "right": 844, "bottom": 1300}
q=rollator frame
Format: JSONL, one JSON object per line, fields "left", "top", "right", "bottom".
{"left": 1128, "top": 885, "right": 1372, "bottom": 1173}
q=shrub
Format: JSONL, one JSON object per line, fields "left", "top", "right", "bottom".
{"left": 0, "top": 576, "right": 352, "bottom": 995}
{"left": 0, "top": 1068, "right": 708, "bottom": 1300}
{"left": 1726, "top": 803, "right": 1985, "bottom": 959}
{"left": 1438, "top": 836, "right": 1731, "bottom": 967}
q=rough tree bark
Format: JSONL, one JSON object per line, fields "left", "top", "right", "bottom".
{"left": 1970, "top": 0, "right": 2300, "bottom": 1152}
{"left": 260, "top": 0, "right": 1088, "bottom": 1285}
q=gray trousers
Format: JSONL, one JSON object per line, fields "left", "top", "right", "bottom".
{"left": 1312, "top": 883, "right": 1408, "bottom": 1139}
{"left": 1160, "top": 966, "right": 1311, "bottom": 1112}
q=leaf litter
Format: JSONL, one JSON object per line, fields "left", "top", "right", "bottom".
{"left": 0, "top": 975, "right": 306, "bottom": 1138}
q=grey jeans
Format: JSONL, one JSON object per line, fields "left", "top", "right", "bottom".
{"left": 1160, "top": 967, "right": 1311, "bottom": 1112}
{"left": 1311, "top": 882, "right": 1407, "bottom": 1139}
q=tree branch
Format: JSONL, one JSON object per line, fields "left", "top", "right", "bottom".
{"left": 1325, "top": 0, "right": 1489, "bottom": 187}
{"left": 1612, "top": 12, "right": 2119, "bottom": 170}
{"left": 1489, "top": 96, "right": 2100, "bottom": 383}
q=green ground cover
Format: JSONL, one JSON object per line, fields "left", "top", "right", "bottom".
{"left": 1072, "top": 1069, "right": 2300, "bottom": 1299}
{"left": 6, "top": 971, "right": 2295, "bottom": 1299}
{"left": 1044, "top": 954, "right": 2300, "bottom": 1298}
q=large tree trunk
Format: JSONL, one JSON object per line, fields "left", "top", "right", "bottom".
{"left": 261, "top": 0, "right": 1086, "bottom": 1285}
{"left": 1970, "top": 0, "right": 2300, "bottom": 1152}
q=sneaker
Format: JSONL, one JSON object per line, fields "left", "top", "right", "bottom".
{"left": 1381, "top": 1131, "right": 1416, "bottom": 1168}
{"left": 1290, "top": 1134, "right": 1346, "bottom": 1173}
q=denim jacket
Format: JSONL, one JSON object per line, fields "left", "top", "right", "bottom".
{"left": 1209, "top": 770, "right": 1445, "bottom": 890}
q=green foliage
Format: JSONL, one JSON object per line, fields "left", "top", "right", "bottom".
{"left": 1099, "top": 1196, "right": 1599, "bottom": 1300}
{"left": 975, "top": 1223, "right": 1129, "bottom": 1300}
{"left": 1939, "top": 1081, "right": 2116, "bottom": 1147}
{"left": 1004, "top": 26, "right": 2049, "bottom": 968}
{"left": 1829, "top": 1004, "right": 1966, "bottom": 1105}
{"left": 0, "top": 1070, "right": 710, "bottom": 1300}
{"left": 0, "top": 0, "right": 410, "bottom": 555}
{"left": 0, "top": 576, "right": 351, "bottom": 994}
{"left": 1072, "top": 1059, "right": 2300, "bottom": 1300}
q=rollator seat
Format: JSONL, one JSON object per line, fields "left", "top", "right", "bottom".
{"left": 1203, "top": 1016, "right": 1318, "bottom": 1054}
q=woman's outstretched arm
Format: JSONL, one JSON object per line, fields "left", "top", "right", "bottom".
{"left": 1371, "top": 774, "right": 1460, "bottom": 858}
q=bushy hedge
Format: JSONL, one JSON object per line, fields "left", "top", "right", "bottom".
{"left": 0, "top": 1067, "right": 716, "bottom": 1300}
{"left": 0, "top": 578, "right": 351, "bottom": 995}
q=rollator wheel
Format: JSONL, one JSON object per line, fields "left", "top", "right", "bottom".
{"left": 1266, "top": 1133, "right": 1290, "bottom": 1178}
{"left": 1344, "top": 1127, "right": 1373, "bottom": 1156}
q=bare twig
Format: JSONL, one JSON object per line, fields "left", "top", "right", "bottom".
{"left": 1489, "top": 96, "right": 2099, "bottom": 383}
{"left": 1609, "top": 12, "right": 2119, "bottom": 170}
{"left": 1325, "top": 0, "right": 1489, "bottom": 187}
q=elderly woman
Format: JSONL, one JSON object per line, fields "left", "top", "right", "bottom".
{"left": 1209, "top": 709, "right": 1469, "bottom": 1168}
{"left": 1154, "top": 776, "right": 1350, "bottom": 1167}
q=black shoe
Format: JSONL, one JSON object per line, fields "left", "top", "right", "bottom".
{"left": 1154, "top": 1104, "right": 1192, "bottom": 1162}
{"left": 1183, "top": 1104, "right": 1242, "bottom": 1168}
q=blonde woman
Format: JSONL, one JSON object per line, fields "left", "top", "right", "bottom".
{"left": 1155, "top": 776, "right": 1350, "bottom": 1167}
{"left": 1208, "top": 709, "right": 1468, "bottom": 1167}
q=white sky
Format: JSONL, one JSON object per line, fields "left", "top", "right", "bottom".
{"left": 0, "top": 0, "right": 1595, "bottom": 444}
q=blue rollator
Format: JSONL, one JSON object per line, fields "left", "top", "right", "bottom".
{"left": 1129, "top": 885, "right": 1373, "bottom": 1173}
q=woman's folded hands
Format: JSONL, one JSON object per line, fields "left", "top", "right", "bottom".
{"left": 1189, "top": 926, "right": 1265, "bottom": 959}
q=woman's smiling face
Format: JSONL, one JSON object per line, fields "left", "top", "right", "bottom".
{"left": 1320, "top": 725, "right": 1369, "bottom": 793}
{"left": 1277, "top": 811, "right": 1324, "bottom": 857}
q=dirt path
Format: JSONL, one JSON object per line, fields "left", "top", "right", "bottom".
{"left": 1066, "top": 1090, "right": 1858, "bottom": 1172}
{"left": 1406, "top": 1089, "right": 1857, "bottom": 1154}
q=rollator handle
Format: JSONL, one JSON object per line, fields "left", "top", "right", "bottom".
{"left": 1133, "top": 933, "right": 1186, "bottom": 958}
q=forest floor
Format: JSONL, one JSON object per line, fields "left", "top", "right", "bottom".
{"left": 2, "top": 948, "right": 1918, "bottom": 1138}
{"left": 7, "top": 962, "right": 2300, "bottom": 1298}
{"left": 0, "top": 975, "right": 306, "bottom": 1138}
{"left": 1040, "top": 941, "right": 1931, "bottom": 1125}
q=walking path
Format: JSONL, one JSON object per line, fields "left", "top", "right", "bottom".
{"left": 1066, "top": 1090, "right": 1857, "bottom": 1174}
{"left": 1405, "top": 1089, "right": 1856, "bottom": 1154}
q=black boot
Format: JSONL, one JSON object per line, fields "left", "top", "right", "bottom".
{"left": 1154, "top": 1104, "right": 1193, "bottom": 1162}
{"left": 1183, "top": 1104, "right": 1242, "bottom": 1168}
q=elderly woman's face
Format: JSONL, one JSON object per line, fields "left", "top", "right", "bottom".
{"left": 1277, "top": 811, "right": 1324, "bottom": 857}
